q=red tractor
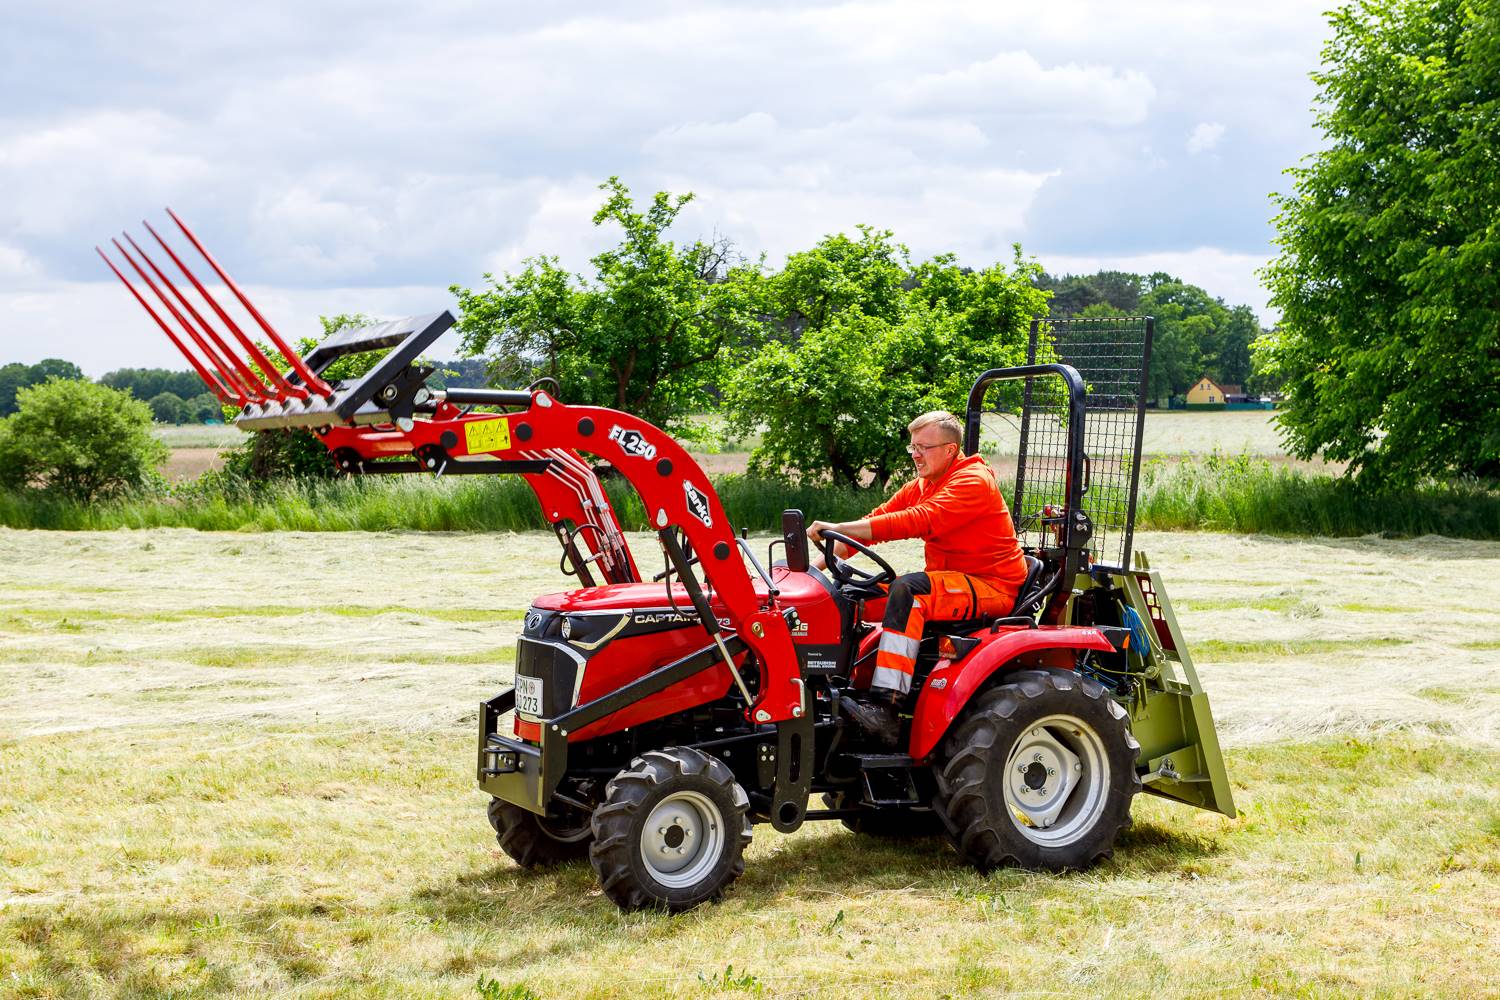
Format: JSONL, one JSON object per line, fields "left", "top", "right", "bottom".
{"left": 104, "top": 214, "right": 1236, "bottom": 912}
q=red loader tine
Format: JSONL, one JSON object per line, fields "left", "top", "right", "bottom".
{"left": 123, "top": 231, "right": 269, "bottom": 403}
{"left": 96, "top": 246, "right": 233, "bottom": 404}
{"left": 117, "top": 235, "right": 256, "bottom": 406}
{"left": 165, "top": 207, "right": 335, "bottom": 399}
{"left": 139, "top": 218, "right": 305, "bottom": 402}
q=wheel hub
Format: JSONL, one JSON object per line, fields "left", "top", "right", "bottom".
{"left": 640, "top": 790, "right": 725, "bottom": 887}
{"left": 1001, "top": 714, "right": 1109, "bottom": 847}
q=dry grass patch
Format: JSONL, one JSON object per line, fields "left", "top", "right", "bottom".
{"left": 1, "top": 527, "right": 1497, "bottom": 995}
{"left": 0, "top": 728, "right": 1495, "bottom": 998}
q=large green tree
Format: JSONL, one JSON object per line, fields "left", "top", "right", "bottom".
{"left": 725, "top": 236, "right": 1044, "bottom": 485}
{"left": 452, "top": 178, "right": 765, "bottom": 434}
{"left": 1261, "top": 0, "right": 1499, "bottom": 485}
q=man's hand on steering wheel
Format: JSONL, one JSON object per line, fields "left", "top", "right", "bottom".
{"left": 814, "top": 528, "right": 897, "bottom": 593}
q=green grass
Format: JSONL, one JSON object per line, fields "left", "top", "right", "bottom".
{"left": 1136, "top": 453, "right": 1500, "bottom": 539}
{"left": 152, "top": 424, "right": 243, "bottom": 448}
{"left": 0, "top": 605, "right": 528, "bottom": 627}
{"left": 1192, "top": 636, "right": 1411, "bottom": 661}
{"left": 1, "top": 727, "right": 1494, "bottom": 997}
{"left": 0, "top": 474, "right": 889, "bottom": 535}
{"left": 1, "top": 454, "right": 1497, "bottom": 539}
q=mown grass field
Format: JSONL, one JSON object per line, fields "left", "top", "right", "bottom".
{"left": 2, "top": 529, "right": 1497, "bottom": 998}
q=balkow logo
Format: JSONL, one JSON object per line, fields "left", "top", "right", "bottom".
{"left": 607, "top": 425, "right": 657, "bottom": 461}
{"left": 683, "top": 480, "right": 713, "bottom": 528}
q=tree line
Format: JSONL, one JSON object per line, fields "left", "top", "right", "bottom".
{"left": 452, "top": 178, "right": 1273, "bottom": 486}
{"left": 0, "top": 186, "right": 1276, "bottom": 493}
{"left": 0, "top": 357, "right": 493, "bottom": 423}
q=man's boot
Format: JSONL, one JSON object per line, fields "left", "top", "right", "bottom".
{"left": 839, "top": 688, "right": 901, "bottom": 749}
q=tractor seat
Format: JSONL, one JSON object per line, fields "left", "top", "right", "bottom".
{"left": 920, "top": 555, "right": 1046, "bottom": 638}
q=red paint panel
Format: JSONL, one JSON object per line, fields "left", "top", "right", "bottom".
{"left": 907, "top": 626, "right": 1116, "bottom": 761}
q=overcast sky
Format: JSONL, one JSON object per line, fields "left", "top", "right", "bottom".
{"left": 1, "top": 0, "right": 1331, "bottom": 377}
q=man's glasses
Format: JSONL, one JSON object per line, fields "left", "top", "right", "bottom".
{"left": 906, "top": 441, "right": 956, "bottom": 456}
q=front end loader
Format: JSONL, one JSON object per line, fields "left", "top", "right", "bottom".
{"left": 104, "top": 213, "right": 1234, "bottom": 912}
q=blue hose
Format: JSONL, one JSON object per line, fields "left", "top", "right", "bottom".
{"left": 1121, "top": 604, "right": 1152, "bottom": 657}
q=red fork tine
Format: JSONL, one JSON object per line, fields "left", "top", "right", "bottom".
{"left": 139, "top": 218, "right": 306, "bottom": 402}
{"left": 96, "top": 245, "right": 234, "bottom": 405}
{"left": 116, "top": 236, "right": 257, "bottom": 406}
{"left": 164, "top": 207, "right": 335, "bottom": 399}
{"left": 123, "top": 232, "right": 269, "bottom": 404}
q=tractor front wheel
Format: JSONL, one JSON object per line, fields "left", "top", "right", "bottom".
{"left": 590, "top": 747, "right": 752, "bottom": 912}
{"left": 487, "top": 797, "right": 593, "bottom": 868}
{"left": 934, "top": 669, "right": 1139, "bottom": 872}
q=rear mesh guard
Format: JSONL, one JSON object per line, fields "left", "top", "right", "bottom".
{"left": 1005, "top": 317, "right": 1153, "bottom": 574}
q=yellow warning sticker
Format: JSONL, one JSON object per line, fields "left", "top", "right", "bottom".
{"left": 463, "top": 418, "right": 512, "bottom": 455}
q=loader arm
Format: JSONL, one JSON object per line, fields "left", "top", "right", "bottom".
{"left": 98, "top": 215, "right": 804, "bottom": 724}
{"left": 346, "top": 392, "right": 807, "bottom": 722}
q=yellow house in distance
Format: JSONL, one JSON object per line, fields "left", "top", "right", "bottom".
{"left": 1186, "top": 376, "right": 1225, "bottom": 406}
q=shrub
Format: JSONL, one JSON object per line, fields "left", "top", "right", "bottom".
{"left": 148, "top": 391, "right": 188, "bottom": 424}
{"left": 0, "top": 379, "right": 168, "bottom": 503}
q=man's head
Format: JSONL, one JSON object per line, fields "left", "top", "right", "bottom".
{"left": 907, "top": 410, "right": 963, "bottom": 481}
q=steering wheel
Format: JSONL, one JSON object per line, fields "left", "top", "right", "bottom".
{"left": 818, "top": 530, "right": 897, "bottom": 593}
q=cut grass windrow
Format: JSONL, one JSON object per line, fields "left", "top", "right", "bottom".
{"left": 1193, "top": 637, "right": 1410, "bottom": 661}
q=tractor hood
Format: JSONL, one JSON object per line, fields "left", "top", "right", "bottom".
{"left": 530, "top": 565, "right": 835, "bottom": 619}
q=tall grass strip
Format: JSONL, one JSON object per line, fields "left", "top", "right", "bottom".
{"left": 0, "top": 457, "right": 1495, "bottom": 539}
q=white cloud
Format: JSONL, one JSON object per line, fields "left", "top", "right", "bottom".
{"left": 892, "top": 52, "right": 1156, "bottom": 125}
{"left": 1186, "top": 121, "right": 1227, "bottom": 155}
{"left": 0, "top": 110, "right": 212, "bottom": 240}
{"left": 0, "top": 243, "right": 42, "bottom": 284}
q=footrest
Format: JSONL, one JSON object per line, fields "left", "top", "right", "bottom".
{"left": 839, "top": 753, "right": 915, "bottom": 769}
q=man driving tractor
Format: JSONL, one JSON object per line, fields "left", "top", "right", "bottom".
{"left": 807, "top": 410, "right": 1029, "bottom": 746}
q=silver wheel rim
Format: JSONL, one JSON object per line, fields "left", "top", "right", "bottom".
{"left": 640, "top": 789, "right": 725, "bottom": 888}
{"left": 1000, "top": 713, "right": 1109, "bottom": 847}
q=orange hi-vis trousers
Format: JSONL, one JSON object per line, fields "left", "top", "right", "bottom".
{"left": 873, "top": 571, "right": 1017, "bottom": 695}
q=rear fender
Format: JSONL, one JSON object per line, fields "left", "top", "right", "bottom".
{"left": 908, "top": 626, "right": 1115, "bottom": 761}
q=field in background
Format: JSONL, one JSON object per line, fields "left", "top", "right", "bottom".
{"left": 2, "top": 529, "right": 1496, "bottom": 997}
{"left": 157, "top": 411, "right": 1325, "bottom": 483}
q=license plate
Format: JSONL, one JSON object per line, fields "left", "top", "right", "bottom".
{"left": 515, "top": 675, "right": 544, "bottom": 717}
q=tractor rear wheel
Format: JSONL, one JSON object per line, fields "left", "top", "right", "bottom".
{"left": 933, "top": 670, "right": 1139, "bottom": 872}
{"left": 487, "top": 797, "right": 592, "bottom": 868}
{"left": 589, "top": 747, "right": 752, "bottom": 912}
{"left": 822, "top": 792, "right": 945, "bottom": 838}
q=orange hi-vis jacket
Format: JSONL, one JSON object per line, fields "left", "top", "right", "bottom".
{"left": 865, "top": 453, "right": 1029, "bottom": 593}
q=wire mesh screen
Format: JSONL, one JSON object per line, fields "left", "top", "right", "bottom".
{"left": 1005, "top": 316, "right": 1153, "bottom": 573}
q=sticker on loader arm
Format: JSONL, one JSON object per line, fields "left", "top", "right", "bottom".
{"left": 608, "top": 425, "right": 657, "bottom": 461}
{"left": 463, "top": 418, "right": 511, "bottom": 455}
{"left": 683, "top": 480, "right": 713, "bottom": 528}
